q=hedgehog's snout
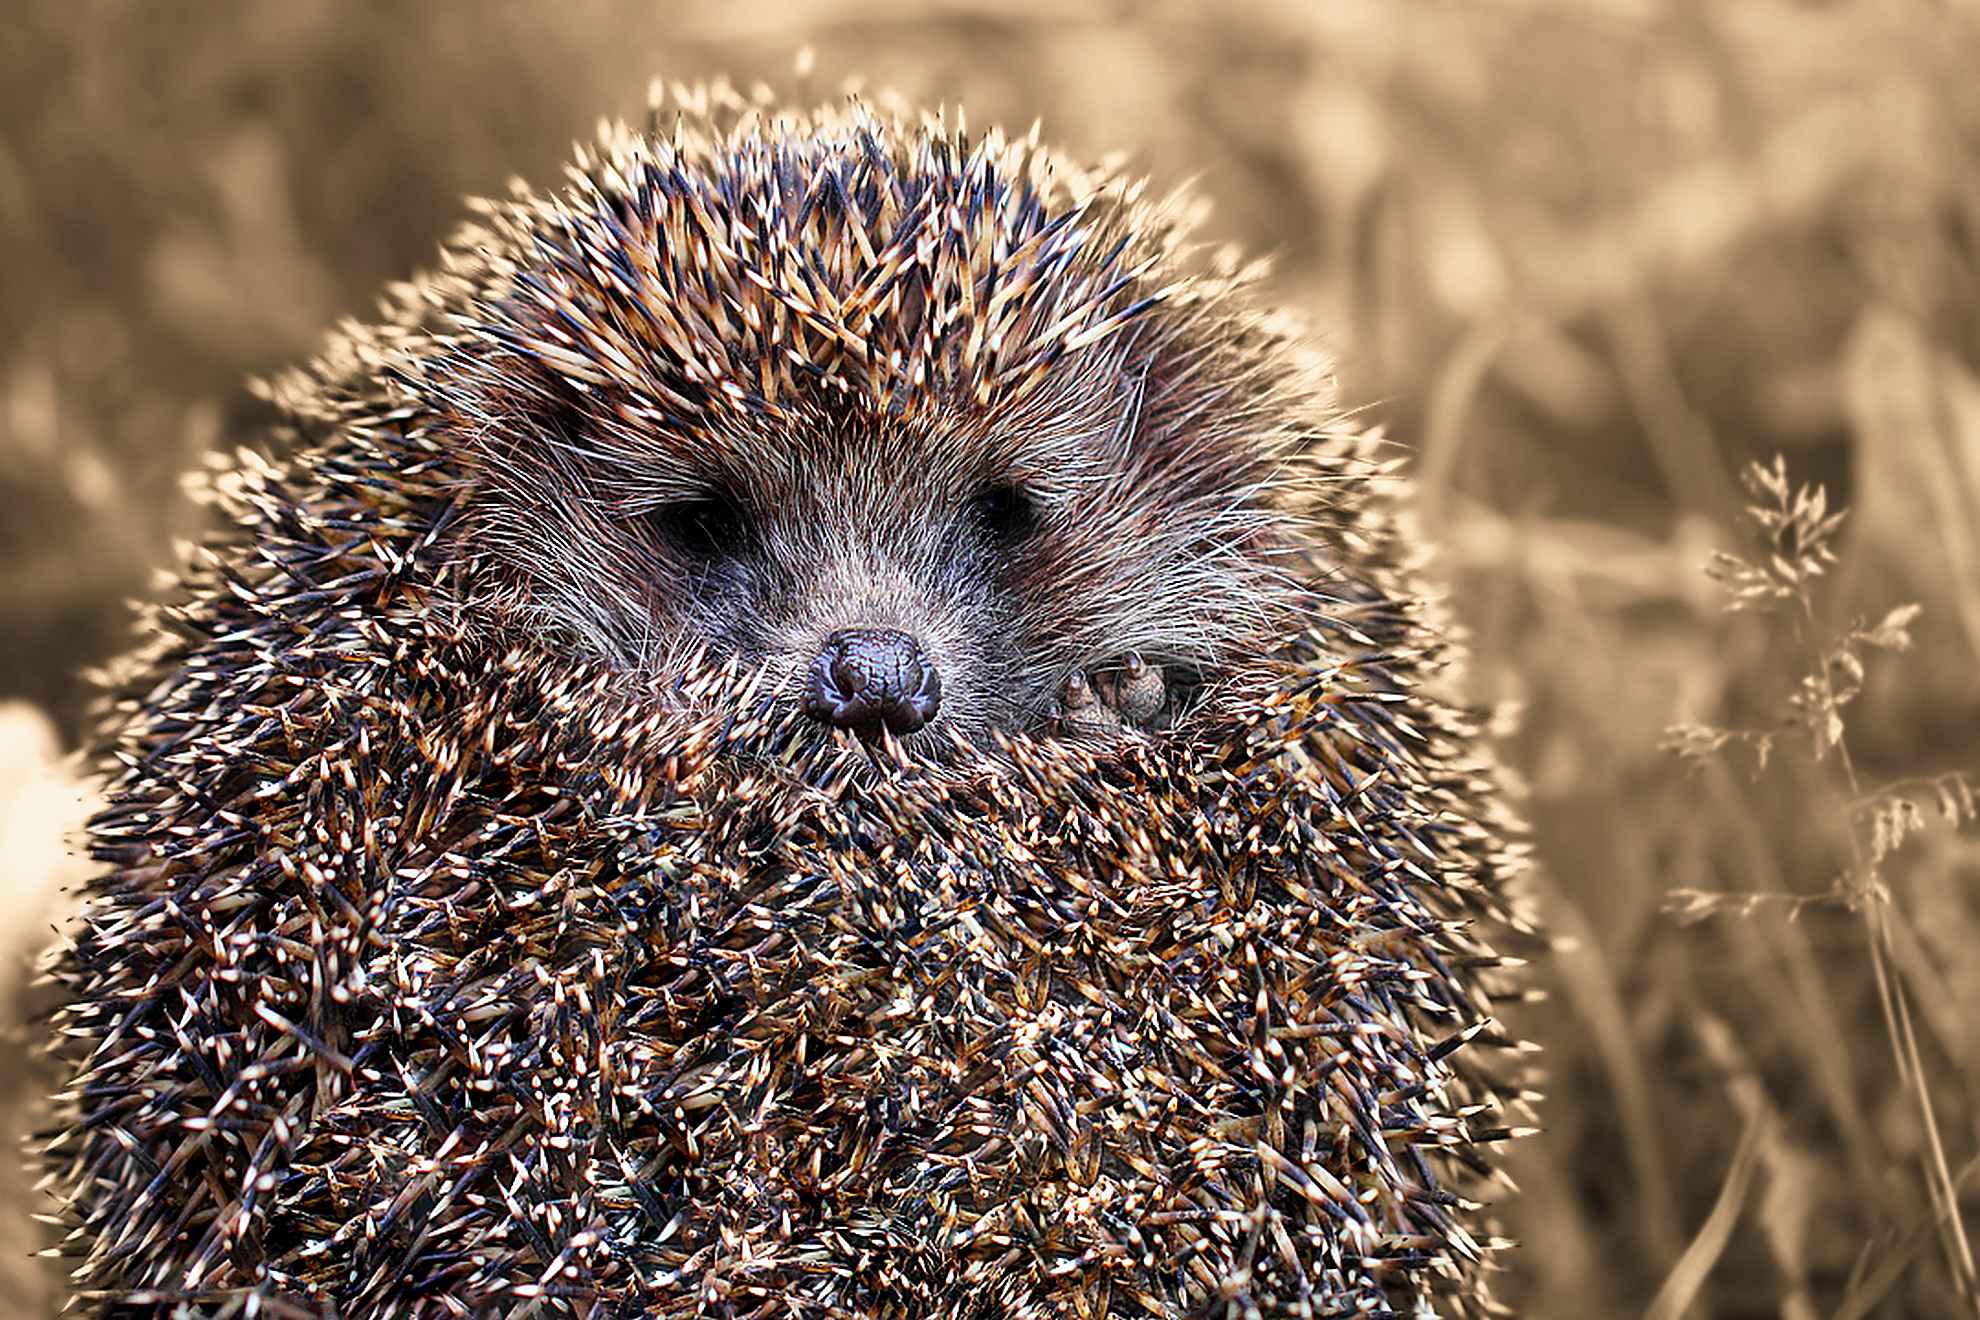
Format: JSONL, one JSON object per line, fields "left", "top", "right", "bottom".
{"left": 801, "top": 628, "right": 942, "bottom": 738}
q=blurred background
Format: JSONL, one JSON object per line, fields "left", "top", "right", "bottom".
{"left": 3, "top": 0, "right": 1977, "bottom": 1314}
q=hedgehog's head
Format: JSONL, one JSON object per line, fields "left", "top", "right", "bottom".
{"left": 430, "top": 95, "right": 1335, "bottom": 748}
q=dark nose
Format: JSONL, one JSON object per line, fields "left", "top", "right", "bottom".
{"left": 802, "top": 628, "right": 942, "bottom": 738}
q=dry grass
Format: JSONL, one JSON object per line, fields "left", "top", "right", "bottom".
{"left": 1, "top": 0, "right": 1976, "bottom": 1314}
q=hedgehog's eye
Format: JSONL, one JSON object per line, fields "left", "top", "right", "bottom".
{"left": 970, "top": 483, "right": 1038, "bottom": 546}
{"left": 651, "top": 492, "right": 750, "bottom": 559}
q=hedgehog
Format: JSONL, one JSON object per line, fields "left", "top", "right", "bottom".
{"left": 40, "top": 81, "right": 1539, "bottom": 1318}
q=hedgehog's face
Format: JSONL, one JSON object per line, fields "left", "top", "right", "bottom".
{"left": 443, "top": 120, "right": 1325, "bottom": 751}
{"left": 631, "top": 420, "right": 1030, "bottom": 747}
{"left": 622, "top": 401, "right": 1295, "bottom": 750}
{"left": 466, "top": 384, "right": 1298, "bottom": 752}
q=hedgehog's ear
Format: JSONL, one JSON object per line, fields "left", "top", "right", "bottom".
{"left": 534, "top": 389, "right": 592, "bottom": 455}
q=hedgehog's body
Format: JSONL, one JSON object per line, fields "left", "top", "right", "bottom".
{"left": 45, "top": 86, "right": 1535, "bottom": 1318}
